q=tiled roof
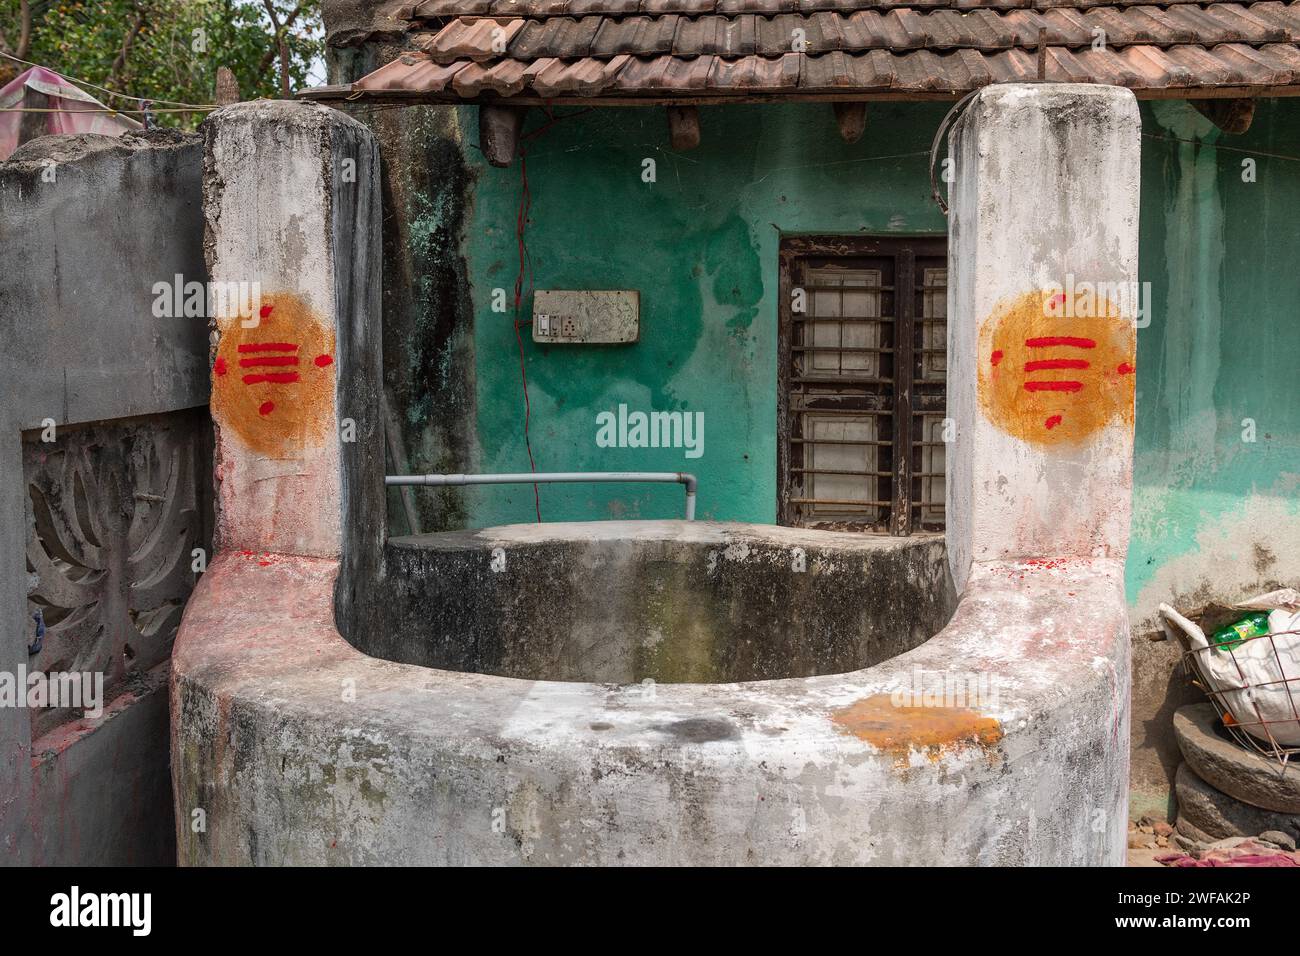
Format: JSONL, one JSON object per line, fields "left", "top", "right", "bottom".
{"left": 315, "top": 1, "right": 1300, "bottom": 101}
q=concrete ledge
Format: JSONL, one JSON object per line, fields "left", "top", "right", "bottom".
{"left": 172, "top": 546, "right": 1129, "bottom": 865}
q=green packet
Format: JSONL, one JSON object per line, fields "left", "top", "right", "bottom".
{"left": 1212, "top": 611, "right": 1271, "bottom": 652}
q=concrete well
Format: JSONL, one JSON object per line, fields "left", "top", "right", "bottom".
{"left": 172, "top": 85, "right": 1140, "bottom": 866}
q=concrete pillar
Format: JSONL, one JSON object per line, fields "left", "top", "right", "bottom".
{"left": 204, "top": 101, "right": 383, "bottom": 571}
{"left": 946, "top": 84, "right": 1141, "bottom": 593}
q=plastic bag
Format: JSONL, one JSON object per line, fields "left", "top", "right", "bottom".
{"left": 1160, "top": 589, "right": 1300, "bottom": 749}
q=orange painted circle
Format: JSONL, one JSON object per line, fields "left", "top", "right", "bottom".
{"left": 978, "top": 290, "right": 1135, "bottom": 446}
{"left": 211, "top": 292, "right": 335, "bottom": 457}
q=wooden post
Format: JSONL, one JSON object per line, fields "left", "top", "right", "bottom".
{"left": 215, "top": 67, "right": 241, "bottom": 107}
{"left": 479, "top": 104, "right": 528, "bottom": 168}
{"left": 667, "top": 106, "right": 700, "bottom": 151}
{"left": 17, "top": 84, "right": 48, "bottom": 149}
{"left": 1191, "top": 98, "right": 1255, "bottom": 135}
{"left": 832, "top": 102, "right": 867, "bottom": 144}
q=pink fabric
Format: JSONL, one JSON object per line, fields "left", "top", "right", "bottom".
{"left": 1157, "top": 837, "right": 1300, "bottom": 867}
{"left": 0, "top": 66, "right": 141, "bottom": 160}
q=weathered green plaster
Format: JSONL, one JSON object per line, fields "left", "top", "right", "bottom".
{"left": 460, "top": 103, "right": 949, "bottom": 525}
{"left": 1129, "top": 98, "right": 1300, "bottom": 630}
{"left": 457, "top": 99, "right": 1300, "bottom": 628}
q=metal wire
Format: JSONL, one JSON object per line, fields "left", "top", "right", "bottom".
{"left": 1180, "top": 625, "right": 1300, "bottom": 768}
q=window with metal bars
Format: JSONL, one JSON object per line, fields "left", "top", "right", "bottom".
{"left": 777, "top": 236, "right": 947, "bottom": 535}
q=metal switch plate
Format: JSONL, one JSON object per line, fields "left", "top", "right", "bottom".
{"left": 533, "top": 290, "right": 639, "bottom": 344}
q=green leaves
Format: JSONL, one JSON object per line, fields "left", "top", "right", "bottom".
{"left": 1, "top": 0, "right": 323, "bottom": 128}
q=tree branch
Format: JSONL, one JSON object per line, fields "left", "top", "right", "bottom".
{"left": 107, "top": 3, "right": 150, "bottom": 89}
{"left": 1, "top": 0, "right": 33, "bottom": 60}
{"left": 258, "top": 1, "right": 306, "bottom": 84}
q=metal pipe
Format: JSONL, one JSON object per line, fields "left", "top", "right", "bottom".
{"left": 386, "top": 471, "right": 698, "bottom": 521}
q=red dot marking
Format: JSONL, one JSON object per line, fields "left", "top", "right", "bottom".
{"left": 259, "top": 304, "right": 274, "bottom": 319}
{"left": 990, "top": 350, "right": 1003, "bottom": 366}
{"left": 214, "top": 356, "right": 227, "bottom": 376}
{"left": 259, "top": 401, "right": 275, "bottom": 416}
{"left": 314, "top": 353, "right": 333, "bottom": 367}
{"left": 1045, "top": 415, "right": 1063, "bottom": 430}
{"left": 1118, "top": 362, "right": 1135, "bottom": 374}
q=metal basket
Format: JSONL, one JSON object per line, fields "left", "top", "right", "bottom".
{"left": 1177, "top": 622, "right": 1300, "bottom": 767}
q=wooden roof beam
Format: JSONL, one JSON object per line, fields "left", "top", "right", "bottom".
{"left": 1191, "top": 97, "right": 1256, "bottom": 135}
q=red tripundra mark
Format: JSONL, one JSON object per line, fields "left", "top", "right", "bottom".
{"left": 243, "top": 372, "right": 300, "bottom": 385}
{"left": 1045, "top": 415, "right": 1063, "bottom": 429}
{"left": 238, "top": 343, "right": 297, "bottom": 353}
{"left": 1024, "top": 380, "right": 1083, "bottom": 392}
{"left": 239, "top": 356, "right": 299, "bottom": 368}
{"left": 1025, "top": 336, "right": 1096, "bottom": 349}
{"left": 1025, "top": 359, "right": 1089, "bottom": 372}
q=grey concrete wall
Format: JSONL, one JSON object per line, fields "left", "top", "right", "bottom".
{"left": 367, "top": 524, "right": 954, "bottom": 683}
{"left": 0, "top": 130, "right": 210, "bottom": 865}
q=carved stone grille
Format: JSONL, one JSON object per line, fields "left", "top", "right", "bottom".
{"left": 23, "top": 410, "right": 212, "bottom": 739}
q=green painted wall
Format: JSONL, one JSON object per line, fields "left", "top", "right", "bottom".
{"left": 457, "top": 98, "right": 1300, "bottom": 627}
{"left": 461, "top": 102, "right": 949, "bottom": 525}
{"left": 1129, "top": 98, "right": 1300, "bottom": 629}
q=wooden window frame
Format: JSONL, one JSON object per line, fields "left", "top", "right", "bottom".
{"left": 777, "top": 234, "right": 948, "bottom": 536}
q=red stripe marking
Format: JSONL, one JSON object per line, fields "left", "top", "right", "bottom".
{"left": 237, "top": 343, "right": 298, "bottom": 353}
{"left": 1025, "top": 336, "right": 1096, "bottom": 349}
{"left": 242, "top": 373, "right": 300, "bottom": 385}
{"left": 239, "top": 356, "right": 300, "bottom": 368}
{"left": 1025, "top": 381, "right": 1083, "bottom": 392}
{"left": 1025, "top": 359, "right": 1090, "bottom": 372}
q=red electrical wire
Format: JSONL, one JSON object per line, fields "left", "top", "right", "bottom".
{"left": 508, "top": 106, "right": 591, "bottom": 524}
{"left": 513, "top": 145, "right": 541, "bottom": 522}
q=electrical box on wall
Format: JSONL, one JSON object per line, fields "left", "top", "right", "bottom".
{"left": 532, "top": 290, "right": 639, "bottom": 344}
